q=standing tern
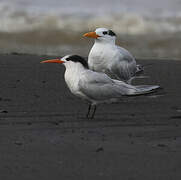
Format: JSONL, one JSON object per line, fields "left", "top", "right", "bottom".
{"left": 41, "top": 55, "right": 159, "bottom": 119}
{"left": 83, "top": 28, "right": 143, "bottom": 84}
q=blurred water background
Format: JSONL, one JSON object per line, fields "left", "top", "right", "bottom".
{"left": 1, "top": 0, "right": 181, "bottom": 59}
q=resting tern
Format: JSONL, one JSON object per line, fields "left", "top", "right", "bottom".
{"left": 41, "top": 55, "right": 159, "bottom": 119}
{"left": 83, "top": 28, "right": 143, "bottom": 84}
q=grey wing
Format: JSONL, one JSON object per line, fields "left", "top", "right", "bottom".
{"left": 78, "top": 71, "right": 130, "bottom": 101}
{"left": 110, "top": 47, "right": 137, "bottom": 82}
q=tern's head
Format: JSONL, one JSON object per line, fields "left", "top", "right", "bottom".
{"left": 83, "top": 28, "right": 116, "bottom": 43}
{"left": 41, "top": 55, "right": 88, "bottom": 69}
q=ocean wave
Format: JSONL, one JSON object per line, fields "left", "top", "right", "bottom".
{"left": 1, "top": 1, "right": 181, "bottom": 58}
{"left": 1, "top": 2, "right": 181, "bottom": 35}
{"left": 2, "top": 13, "right": 181, "bottom": 35}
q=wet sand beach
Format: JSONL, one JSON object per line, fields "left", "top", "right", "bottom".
{"left": 0, "top": 54, "right": 181, "bottom": 179}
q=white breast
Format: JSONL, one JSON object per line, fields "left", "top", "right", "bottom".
{"left": 88, "top": 42, "right": 117, "bottom": 72}
{"left": 64, "top": 64, "right": 90, "bottom": 100}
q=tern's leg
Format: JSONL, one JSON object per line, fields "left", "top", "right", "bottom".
{"left": 91, "top": 105, "right": 97, "bottom": 119}
{"left": 86, "top": 104, "right": 91, "bottom": 118}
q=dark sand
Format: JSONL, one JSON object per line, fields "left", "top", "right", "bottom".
{"left": 0, "top": 54, "right": 181, "bottom": 180}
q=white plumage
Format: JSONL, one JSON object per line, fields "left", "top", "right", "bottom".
{"left": 41, "top": 55, "right": 159, "bottom": 118}
{"left": 84, "top": 28, "right": 143, "bottom": 84}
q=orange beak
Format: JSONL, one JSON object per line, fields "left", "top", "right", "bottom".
{"left": 40, "top": 59, "right": 65, "bottom": 64}
{"left": 83, "top": 32, "right": 100, "bottom": 39}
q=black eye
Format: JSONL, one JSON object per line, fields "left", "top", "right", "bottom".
{"left": 103, "top": 31, "right": 108, "bottom": 35}
{"left": 108, "top": 30, "right": 116, "bottom": 36}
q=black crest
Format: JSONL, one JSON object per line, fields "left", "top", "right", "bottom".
{"left": 108, "top": 30, "right": 116, "bottom": 36}
{"left": 66, "top": 55, "right": 88, "bottom": 68}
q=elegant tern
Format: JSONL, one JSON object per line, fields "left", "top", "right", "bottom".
{"left": 41, "top": 55, "right": 159, "bottom": 119}
{"left": 83, "top": 27, "right": 143, "bottom": 84}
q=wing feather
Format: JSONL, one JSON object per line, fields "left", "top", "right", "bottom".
{"left": 110, "top": 47, "right": 137, "bottom": 82}
{"left": 78, "top": 71, "right": 135, "bottom": 101}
